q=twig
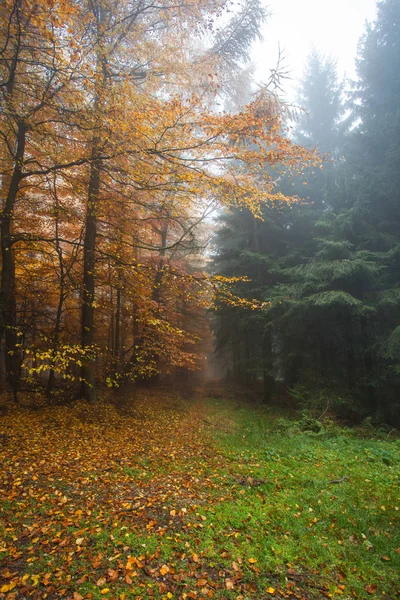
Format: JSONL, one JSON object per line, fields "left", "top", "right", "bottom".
{"left": 202, "top": 419, "right": 230, "bottom": 434}
{"left": 317, "top": 399, "right": 330, "bottom": 421}
{"left": 328, "top": 476, "right": 348, "bottom": 485}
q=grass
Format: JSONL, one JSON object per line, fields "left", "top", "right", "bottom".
{"left": 0, "top": 389, "right": 399, "bottom": 599}
{"left": 196, "top": 398, "right": 400, "bottom": 598}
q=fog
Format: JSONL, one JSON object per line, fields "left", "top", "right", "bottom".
{"left": 252, "top": 0, "right": 377, "bottom": 98}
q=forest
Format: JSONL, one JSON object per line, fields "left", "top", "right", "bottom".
{"left": 0, "top": 0, "right": 318, "bottom": 404}
{"left": 214, "top": 0, "right": 400, "bottom": 427}
{"left": 0, "top": 0, "right": 399, "bottom": 599}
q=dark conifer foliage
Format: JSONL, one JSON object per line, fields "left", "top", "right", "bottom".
{"left": 213, "top": 0, "right": 400, "bottom": 424}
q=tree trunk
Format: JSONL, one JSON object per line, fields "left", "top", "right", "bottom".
{"left": 0, "top": 121, "right": 26, "bottom": 400}
{"left": 48, "top": 186, "right": 66, "bottom": 393}
{"left": 80, "top": 139, "right": 100, "bottom": 402}
{"left": 115, "top": 287, "right": 121, "bottom": 358}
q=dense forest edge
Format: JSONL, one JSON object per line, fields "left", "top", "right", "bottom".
{"left": 213, "top": 0, "right": 400, "bottom": 427}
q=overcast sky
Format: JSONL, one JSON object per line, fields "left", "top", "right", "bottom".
{"left": 252, "top": 0, "right": 378, "bottom": 99}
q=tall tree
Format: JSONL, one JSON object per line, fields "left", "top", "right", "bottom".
{"left": 295, "top": 49, "right": 344, "bottom": 155}
{"left": 0, "top": 0, "right": 83, "bottom": 399}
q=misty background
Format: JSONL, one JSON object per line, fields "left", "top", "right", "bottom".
{"left": 253, "top": 0, "right": 377, "bottom": 98}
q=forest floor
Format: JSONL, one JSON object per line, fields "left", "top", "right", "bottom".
{"left": 0, "top": 385, "right": 399, "bottom": 600}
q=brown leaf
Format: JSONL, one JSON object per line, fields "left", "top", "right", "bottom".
{"left": 107, "top": 568, "right": 119, "bottom": 582}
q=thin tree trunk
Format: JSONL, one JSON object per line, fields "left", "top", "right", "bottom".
{"left": 152, "top": 224, "right": 168, "bottom": 304}
{"left": 115, "top": 287, "right": 121, "bottom": 358}
{"left": 48, "top": 179, "right": 66, "bottom": 392}
{"left": 80, "top": 138, "right": 100, "bottom": 402}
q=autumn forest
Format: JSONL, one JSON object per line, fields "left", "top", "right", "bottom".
{"left": 0, "top": 0, "right": 399, "bottom": 599}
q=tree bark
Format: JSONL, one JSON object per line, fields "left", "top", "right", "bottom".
{"left": 47, "top": 191, "right": 66, "bottom": 393}
{"left": 80, "top": 139, "right": 100, "bottom": 402}
{"left": 115, "top": 286, "right": 121, "bottom": 358}
{"left": 0, "top": 120, "right": 26, "bottom": 400}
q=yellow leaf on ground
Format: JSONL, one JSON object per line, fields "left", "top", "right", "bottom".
{"left": 160, "top": 564, "right": 169, "bottom": 576}
{"left": 225, "top": 579, "right": 234, "bottom": 590}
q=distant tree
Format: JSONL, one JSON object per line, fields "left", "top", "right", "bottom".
{"left": 289, "top": 50, "right": 346, "bottom": 209}
{"left": 295, "top": 49, "right": 345, "bottom": 155}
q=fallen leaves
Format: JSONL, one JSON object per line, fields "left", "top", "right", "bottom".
{"left": 160, "top": 564, "right": 170, "bottom": 576}
{"left": 0, "top": 390, "right": 399, "bottom": 600}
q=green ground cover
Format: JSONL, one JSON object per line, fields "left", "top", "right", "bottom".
{"left": 0, "top": 390, "right": 399, "bottom": 599}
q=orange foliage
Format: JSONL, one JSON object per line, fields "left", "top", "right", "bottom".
{"left": 0, "top": 0, "right": 318, "bottom": 393}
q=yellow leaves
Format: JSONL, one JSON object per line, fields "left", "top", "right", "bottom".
{"left": 75, "top": 537, "right": 84, "bottom": 545}
{"left": 160, "top": 564, "right": 170, "bottom": 576}
{"left": 100, "top": 589, "right": 110, "bottom": 595}
{"left": 267, "top": 587, "right": 276, "bottom": 595}
{"left": 248, "top": 557, "right": 257, "bottom": 564}
{"left": 1, "top": 582, "right": 16, "bottom": 593}
{"left": 225, "top": 578, "right": 234, "bottom": 590}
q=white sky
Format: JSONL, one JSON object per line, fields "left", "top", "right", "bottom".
{"left": 252, "top": 0, "right": 378, "bottom": 99}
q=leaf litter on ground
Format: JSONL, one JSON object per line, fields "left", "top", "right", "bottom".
{"left": 0, "top": 388, "right": 399, "bottom": 599}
